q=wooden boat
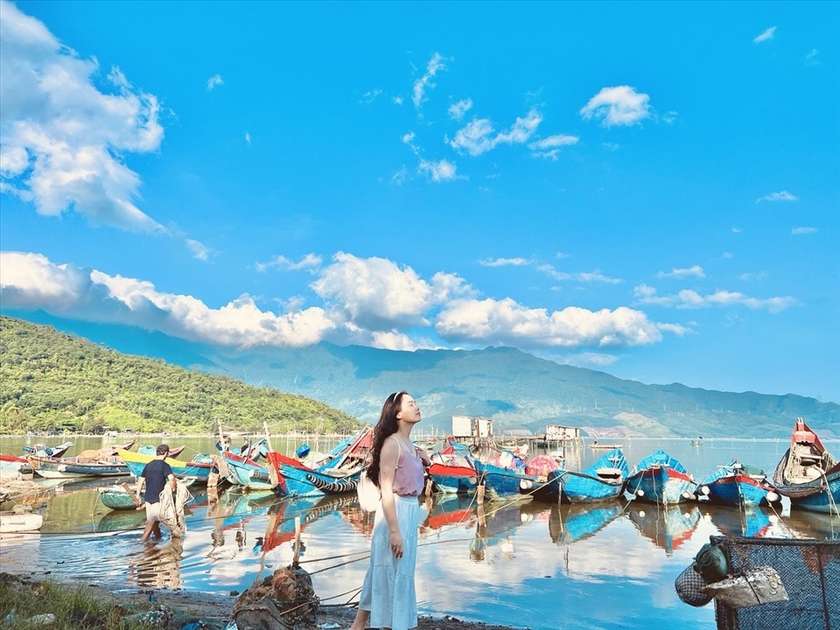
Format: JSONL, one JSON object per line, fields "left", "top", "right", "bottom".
{"left": 0, "top": 510, "right": 44, "bottom": 534}
{"left": 137, "top": 444, "right": 185, "bottom": 458}
{"left": 538, "top": 448, "right": 629, "bottom": 504}
{"left": 772, "top": 418, "right": 840, "bottom": 515}
{"left": 97, "top": 479, "right": 197, "bottom": 510}
{"left": 428, "top": 438, "right": 479, "bottom": 494}
{"left": 696, "top": 459, "right": 780, "bottom": 508}
{"left": 27, "top": 453, "right": 129, "bottom": 479}
{"left": 218, "top": 450, "right": 278, "bottom": 493}
{"left": 22, "top": 441, "right": 74, "bottom": 459}
{"left": 118, "top": 449, "right": 216, "bottom": 485}
{"left": 626, "top": 450, "right": 696, "bottom": 504}
{"left": 472, "top": 451, "right": 537, "bottom": 499}
{"left": 97, "top": 439, "right": 137, "bottom": 456}
{"left": 0, "top": 453, "right": 33, "bottom": 475}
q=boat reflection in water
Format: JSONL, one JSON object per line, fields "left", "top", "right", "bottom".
{"left": 546, "top": 501, "right": 624, "bottom": 545}
{"left": 700, "top": 505, "right": 779, "bottom": 539}
{"left": 626, "top": 505, "right": 701, "bottom": 556}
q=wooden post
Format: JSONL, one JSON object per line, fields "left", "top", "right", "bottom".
{"left": 477, "top": 483, "right": 485, "bottom": 505}
{"left": 293, "top": 516, "right": 302, "bottom": 565}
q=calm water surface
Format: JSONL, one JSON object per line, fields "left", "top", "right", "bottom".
{"left": 1, "top": 436, "right": 838, "bottom": 630}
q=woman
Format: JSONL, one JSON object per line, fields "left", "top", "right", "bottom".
{"left": 350, "top": 391, "right": 431, "bottom": 630}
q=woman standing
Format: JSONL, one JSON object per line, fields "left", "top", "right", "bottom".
{"left": 350, "top": 391, "right": 431, "bottom": 630}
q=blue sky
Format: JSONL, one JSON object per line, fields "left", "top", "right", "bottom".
{"left": 1, "top": 1, "right": 838, "bottom": 402}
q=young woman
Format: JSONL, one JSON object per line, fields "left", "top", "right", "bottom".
{"left": 349, "top": 391, "right": 431, "bottom": 630}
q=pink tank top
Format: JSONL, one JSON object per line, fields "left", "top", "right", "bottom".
{"left": 392, "top": 438, "right": 425, "bottom": 497}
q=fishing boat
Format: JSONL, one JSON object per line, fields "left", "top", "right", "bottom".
{"left": 626, "top": 450, "right": 697, "bottom": 504}
{"left": 0, "top": 510, "right": 43, "bottom": 534}
{"left": 138, "top": 444, "right": 186, "bottom": 458}
{"left": 772, "top": 418, "right": 840, "bottom": 515}
{"left": 265, "top": 428, "right": 371, "bottom": 497}
{"left": 97, "top": 439, "right": 137, "bottom": 456}
{"left": 98, "top": 479, "right": 197, "bottom": 510}
{"left": 428, "top": 438, "right": 479, "bottom": 494}
{"left": 0, "top": 453, "right": 33, "bottom": 475}
{"left": 27, "top": 453, "right": 129, "bottom": 479}
{"left": 472, "top": 450, "right": 537, "bottom": 499}
{"left": 118, "top": 449, "right": 216, "bottom": 484}
{"left": 22, "top": 441, "right": 74, "bottom": 459}
{"left": 218, "top": 450, "right": 278, "bottom": 493}
{"left": 536, "top": 448, "right": 629, "bottom": 504}
{"left": 696, "top": 459, "right": 780, "bottom": 508}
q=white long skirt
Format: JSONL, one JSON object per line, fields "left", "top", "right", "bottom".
{"left": 359, "top": 495, "right": 419, "bottom": 630}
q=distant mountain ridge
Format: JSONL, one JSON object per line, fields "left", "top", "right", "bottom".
{"left": 4, "top": 311, "right": 838, "bottom": 438}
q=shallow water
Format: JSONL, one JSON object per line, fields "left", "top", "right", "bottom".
{"left": 1, "top": 436, "right": 837, "bottom": 629}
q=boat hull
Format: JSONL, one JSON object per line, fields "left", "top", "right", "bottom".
{"left": 473, "top": 460, "right": 534, "bottom": 499}
{"left": 0, "top": 512, "right": 43, "bottom": 534}
{"left": 221, "top": 452, "right": 278, "bottom": 493}
{"left": 701, "top": 475, "right": 780, "bottom": 508}
{"left": 428, "top": 462, "right": 478, "bottom": 495}
{"left": 118, "top": 449, "right": 214, "bottom": 484}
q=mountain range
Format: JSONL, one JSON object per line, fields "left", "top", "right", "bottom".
{"left": 4, "top": 310, "right": 838, "bottom": 438}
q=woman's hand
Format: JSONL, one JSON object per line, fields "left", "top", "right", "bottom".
{"left": 390, "top": 530, "right": 404, "bottom": 558}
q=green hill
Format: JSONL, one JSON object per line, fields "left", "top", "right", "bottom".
{"left": 0, "top": 316, "right": 359, "bottom": 435}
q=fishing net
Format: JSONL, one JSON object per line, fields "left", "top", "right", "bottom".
{"left": 710, "top": 536, "right": 840, "bottom": 630}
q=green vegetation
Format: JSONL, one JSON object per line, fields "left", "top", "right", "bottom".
{"left": 0, "top": 316, "right": 360, "bottom": 435}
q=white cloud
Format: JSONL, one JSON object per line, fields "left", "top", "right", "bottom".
{"left": 206, "top": 74, "right": 224, "bottom": 90}
{"left": 656, "top": 265, "right": 706, "bottom": 279}
{"left": 563, "top": 352, "right": 620, "bottom": 368}
{"left": 186, "top": 239, "right": 211, "bottom": 261}
{"left": 310, "top": 252, "right": 476, "bottom": 330}
{"left": 478, "top": 257, "right": 531, "bottom": 267}
{"left": 418, "top": 158, "right": 459, "bottom": 182}
{"left": 360, "top": 89, "right": 381, "bottom": 104}
{"left": 244, "top": 131, "right": 251, "bottom": 144}
{"left": 436, "top": 298, "right": 682, "bottom": 348}
{"left": 450, "top": 109, "right": 542, "bottom": 156}
{"left": 580, "top": 86, "right": 651, "bottom": 127}
{"left": 756, "top": 190, "right": 797, "bottom": 203}
{"left": 633, "top": 284, "right": 796, "bottom": 313}
{"left": 448, "top": 98, "right": 473, "bottom": 120}
{"left": 791, "top": 227, "right": 817, "bottom": 235}
{"left": 412, "top": 52, "right": 445, "bottom": 108}
{"left": 805, "top": 49, "right": 820, "bottom": 65}
{"left": 255, "top": 253, "right": 323, "bottom": 273}
{"left": 529, "top": 134, "right": 579, "bottom": 160}
{"left": 0, "top": 252, "right": 336, "bottom": 347}
{"left": 753, "top": 27, "right": 776, "bottom": 44}
{"left": 0, "top": 1, "right": 165, "bottom": 233}
{"left": 537, "top": 264, "right": 622, "bottom": 284}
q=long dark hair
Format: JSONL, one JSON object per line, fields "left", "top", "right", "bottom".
{"left": 366, "top": 391, "right": 404, "bottom": 486}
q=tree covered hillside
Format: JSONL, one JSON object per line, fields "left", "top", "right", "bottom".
{"left": 0, "top": 316, "right": 359, "bottom": 435}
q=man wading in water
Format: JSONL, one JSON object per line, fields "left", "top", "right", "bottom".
{"left": 134, "top": 444, "right": 176, "bottom": 542}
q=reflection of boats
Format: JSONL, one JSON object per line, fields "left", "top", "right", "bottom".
{"left": 0, "top": 510, "right": 44, "bottom": 533}
{"left": 261, "top": 494, "right": 354, "bottom": 552}
{"left": 27, "top": 454, "right": 129, "bottom": 479}
{"left": 696, "top": 459, "right": 780, "bottom": 508}
{"left": 548, "top": 501, "right": 623, "bottom": 545}
{"left": 423, "top": 494, "right": 475, "bottom": 530}
{"left": 538, "top": 448, "right": 629, "bottom": 504}
{"left": 627, "top": 505, "right": 701, "bottom": 555}
{"left": 701, "top": 504, "right": 776, "bottom": 539}
{"left": 626, "top": 450, "right": 696, "bottom": 505}
{"left": 95, "top": 509, "right": 147, "bottom": 533}
{"left": 118, "top": 449, "right": 216, "bottom": 484}
{"left": 772, "top": 418, "right": 840, "bottom": 515}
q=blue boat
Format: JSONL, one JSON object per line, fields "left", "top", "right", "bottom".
{"left": 220, "top": 450, "right": 279, "bottom": 493}
{"left": 626, "top": 450, "right": 696, "bottom": 505}
{"left": 696, "top": 459, "right": 781, "bottom": 508}
{"left": 538, "top": 448, "right": 629, "bottom": 504}
{"left": 772, "top": 418, "right": 840, "bottom": 516}
{"left": 473, "top": 451, "right": 537, "bottom": 499}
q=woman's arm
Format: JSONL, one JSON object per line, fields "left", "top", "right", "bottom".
{"left": 379, "top": 436, "right": 404, "bottom": 557}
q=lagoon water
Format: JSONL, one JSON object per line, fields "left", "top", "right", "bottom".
{"left": 1, "top": 435, "right": 838, "bottom": 630}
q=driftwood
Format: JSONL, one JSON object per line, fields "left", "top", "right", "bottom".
{"left": 231, "top": 564, "right": 318, "bottom": 630}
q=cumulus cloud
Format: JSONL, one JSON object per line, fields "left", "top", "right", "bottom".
{"left": 529, "top": 133, "right": 579, "bottom": 160}
{"left": 206, "top": 74, "right": 224, "bottom": 90}
{"left": 756, "top": 190, "right": 797, "bottom": 203}
{"left": 311, "top": 252, "right": 476, "bottom": 330}
{"left": 448, "top": 98, "right": 473, "bottom": 120}
{"left": 656, "top": 265, "right": 705, "bottom": 279}
{"left": 633, "top": 284, "right": 796, "bottom": 313}
{"left": 580, "top": 86, "right": 651, "bottom": 127}
{"left": 450, "top": 108, "right": 542, "bottom": 156}
{"left": 412, "top": 52, "right": 445, "bottom": 108}
{"left": 753, "top": 27, "right": 776, "bottom": 44}
{"left": 0, "top": 252, "right": 336, "bottom": 347}
{"left": 791, "top": 227, "right": 817, "bottom": 235}
{"left": 255, "top": 253, "right": 323, "bottom": 273}
{"left": 418, "top": 158, "right": 459, "bottom": 182}
{"left": 0, "top": 1, "right": 165, "bottom": 232}
{"left": 436, "top": 298, "right": 683, "bottom": 348}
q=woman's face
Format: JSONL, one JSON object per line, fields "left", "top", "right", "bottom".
{"left": 396, "top": 394, "right": 421, "bottom": 425}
